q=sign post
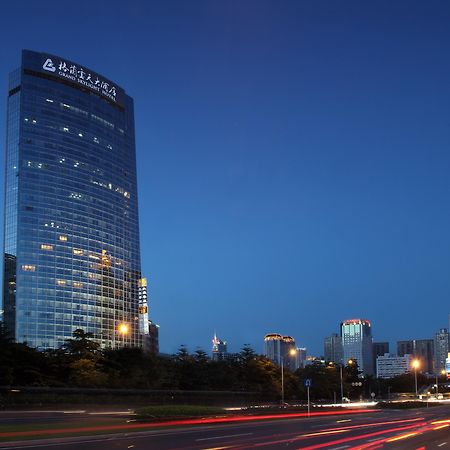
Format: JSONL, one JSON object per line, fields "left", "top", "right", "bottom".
{"left": 304, "top": 379, "right": 312, "bottom": 417}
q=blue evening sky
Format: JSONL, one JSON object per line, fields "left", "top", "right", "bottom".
{"left": 1, "top": 1, "right": 450, "bottom": 356}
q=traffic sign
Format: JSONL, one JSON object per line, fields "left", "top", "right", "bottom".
{"left": 304, "top": 378, "right": 312, "bottom": 387}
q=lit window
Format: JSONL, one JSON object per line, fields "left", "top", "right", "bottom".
{"left": 59, "top": 235, "right": 68, "bottom": 241}
{"left": 73, "top": 281, "right": 83, "bottom": 288}
{"left": 22, "top": 265, "right": 36, "bottom": 272}
{"left": 62, "top": 103, "right": 70, "bottom": 108}
{"left": 73, "top": 248, "right": 83, "bottom": 256}
{"left": 46, "top": 99, "right": 54, "bottom": 103}
{"left": 40, "top": 244, "right": 53, "bottom": 251}
{"left": 56, "top": 279, "right": 66, "bottom": 286}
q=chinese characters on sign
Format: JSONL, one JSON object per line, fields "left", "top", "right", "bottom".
{"left": 42, "top": 57, "right": 118, "bottom": 103}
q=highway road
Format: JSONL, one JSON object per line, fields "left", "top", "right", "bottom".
{"left": 0, "top": 405, "right": 449, "bottom": 449}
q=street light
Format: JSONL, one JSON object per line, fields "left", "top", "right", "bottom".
{"left": 118, "top": 322, "right": 129, "bottom": 347}
{"left": 435, "top": 369, "right": 446, "bottom": 398}
{"left": 281, "top": 348, "right": 297, "bottom": 406}
{"left": 412, "top": 359, "right": 420, "bottom": 397}
{"left": 340, "top": 359, "right": 354, "bottom": 403}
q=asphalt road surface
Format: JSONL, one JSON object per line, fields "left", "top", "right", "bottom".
{"left": 1, "top": 405, "right": 449, "bottom": 449}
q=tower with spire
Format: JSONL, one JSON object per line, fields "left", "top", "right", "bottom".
{"left": 212, "top": 332, "right": 228, "bottom": 361}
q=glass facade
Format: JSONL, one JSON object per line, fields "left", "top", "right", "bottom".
{"left": 2, "top": 50, "right": 142, "bottom": 349}
{"left": 341, "top": 319, "right": 374, "bottom": 376}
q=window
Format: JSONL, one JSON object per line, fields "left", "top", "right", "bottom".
{"left": 56, "top": 279, "right": 66, "bottom": 286}
{"left": 73, "top": 248, "right": 83, "bottom": 255}
{"left": 59, "top": 235, "right": 68, "bottom": 241}
{"left": 73, "top": 281, "right": 83, "bottom": 288}
{"left": 40, "top": 244, "right": 53, "bottom": 250}
{"left": 22, "top": 265, "right": 36, "bottom": 272}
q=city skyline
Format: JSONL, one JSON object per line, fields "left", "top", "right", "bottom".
{"left": 2, "top": 1, "right": 450, "bottom": 355}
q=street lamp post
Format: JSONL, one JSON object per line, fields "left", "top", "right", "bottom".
{"left": 435, "top": 369, "right": 446, "bottom": 398}
{"left": 118, "top": 323, "right": 129, "bottom": 348}
{"left": 412, "top": 359, "right": 420, "bottom": 397}
{"left": 281, "top": 348, "right": 297, "bottom": 406}
{"left": 340, "top": 359, "right": 353, "bottom": 403}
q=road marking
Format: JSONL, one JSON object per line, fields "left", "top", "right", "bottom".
{"left": 201, "top": 447, "right": 231, "bottom": 450}
{"left": 329, "top": 446, "right": 350, "bottom": 450}
{"left": 438, "top": 443, "right": 447, "bottom": 447}
{"left": 336, "top": 419, "right": 352, "bottom": 423}
{"left": 203, "top": 447, "right": 231, "bottom": 450}
{"left": 196, "top": 433, "right": 253, "bottom": 442}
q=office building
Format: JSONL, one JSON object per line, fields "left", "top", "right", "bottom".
{"left": 434, "top": 328, "right": 449, "bottom": 374}
{"left": 373, "top": 341, "right": 389, "bottom": 372}
{"left": 295, "top": 347, "right": 307, "bottom": 369}
{"left": 264, "top": 333, "right": 296, "bottom": 370}
{"left": 3, "top": 50, "right": 142, "bottom": 349}
{"left": 211, "top": 332, "right": 228, "bottom": 361}
{"left": 341, "top": 319, "right": 374, "bottom": 376}
{"left": 376, "top": 353, "right": 412, "bottom": 379}
{"left": 324, "top": 333, "right": 343, "bottom": 365}
{"left": 397, "top": 339, "right": 434, "bottom": 374}
{"left": 144, "top": 320, "right": 159, "bottom": 355}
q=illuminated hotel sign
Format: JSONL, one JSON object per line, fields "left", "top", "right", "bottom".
{"left": 138, "top": 278, "right": 149, "bottom": 335}
{"left": 23, "top": 51, "right": 125, "bottom": 107}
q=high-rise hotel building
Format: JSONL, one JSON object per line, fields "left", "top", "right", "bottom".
{"left": 341, "top": 319, "right": 374, "bottom": 376}
{"left": 264, "top": 333, "right": 297, "bottom": 371}
{"left": 3, "top": 50, "right": 143, "bottom": 349}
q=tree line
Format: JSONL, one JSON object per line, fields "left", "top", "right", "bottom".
{"left": 0, "top": 326, "right": 431, "bottom": 401}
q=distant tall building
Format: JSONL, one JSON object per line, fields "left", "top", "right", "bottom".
{"left": 376, "top": 353, "right": 412, "bottom": 379}
{"left": 295, "top": 347, "right": 307, "bottom": 369}
{"left": 434, "top": 329, "right": 449, "bottom": 374}
{"left": 281, "top": 335, "right": 296, "bottom": 371}
{"left": 324, "top": 333, "right": 343, "bottom": 365}
{"left": 373, "top": 342, "right": 390, "bottom": 372}
{"left": 264, "top": 333, "right": 296, "bottom": 370}
{"left": 2, "top": 50, "right": 142, "bottom": 349}
{"left": 341, "top": 319, "right": 374, "bottom": 376}
{"left": 211, "top": 332, "right": 228, "bottom": 361}
{"left": 397, "top": 339, "right": 434, "bottom": 374}
{"left": 144, "top": 320, "right": 159, "bottom": 355}
{"left": 264, "top": 333, "right": 282, "bottom": 364}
